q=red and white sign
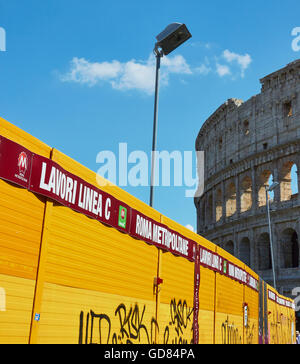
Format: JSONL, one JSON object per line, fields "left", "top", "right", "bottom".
{"left": 268, "top": 289, "right": 295, "bottom": 309}
{"left": 130, "top": 209, "right": 195, "bottom": 261}
{"left": 0, "top": 137, "right": 33, "bottom": 188}
{"left": 29, "top": 154, "right": 130, "bottom": 234}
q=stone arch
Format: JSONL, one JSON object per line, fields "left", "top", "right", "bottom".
{"left": 240, "top": 176, "right": 252, "bottom": 213}
{"left": 224, "top": 240, "right": 234, "bottom": 256}
{"left": 215, "top": 188, "right": 223, "bottom": 222}
{"left": 258, "top": 170, "right": 273, "bottom": 207}
{"left": 257, "top": 232, "right": 272, "bottom": 270}
{"left": 280, "top": 161, "right": 298, "bottom": 201}
{"left": 239, "top": 237, "right": 251, "bottom": 267}
{"left": 225, "top": 182, "right": 237, "bottom": 217}
{"left": 280, "top": 228, "right": 299, "bottom": 268}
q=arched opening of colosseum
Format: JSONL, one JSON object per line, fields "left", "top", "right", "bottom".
{"left": 224, "top": 240, "right": 234, "bottom": 256}
{"left": 280, "top": 162, "right": 298, "bottom": 201}
{"left": 240, "top": 176, "right": 252, "bottom": 213}
{"left": 225, "top": 182, "right": 237, "bottom": 217}
{"left": 215, "top": 188, "right": 222, "bottom": 222}
{"left": 239, "top": 237, "right": 251, "bottom": 267}
{"left": 258, "top": 233, "right": 272, "bottom": 270}
{"left": 258, "top": 171, "right": 274, "bottom": 207}
{"left": 280, "top": 228, "right": 299, "bottom": 269}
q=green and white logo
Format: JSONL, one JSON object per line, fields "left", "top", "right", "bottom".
{"left": 118, "top": 205, "right": 127, "bottom": 229}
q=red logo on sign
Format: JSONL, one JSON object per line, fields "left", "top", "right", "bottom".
{"left": 18, "top": 152, "right": 28, "bottom": 177}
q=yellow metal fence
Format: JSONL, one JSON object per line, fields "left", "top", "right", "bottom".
{"left": 0, "top": 116, "right": 296, "bottom": 344}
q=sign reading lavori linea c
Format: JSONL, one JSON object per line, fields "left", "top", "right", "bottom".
{"left": 30, "top": 154, "right": 130, "bottom": 235}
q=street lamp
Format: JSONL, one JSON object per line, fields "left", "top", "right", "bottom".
{"left": 265, "top": 181, "right": 280, "bottom": 290}
{"left": 149, "top": 23, "right": 192, "bottom": 207}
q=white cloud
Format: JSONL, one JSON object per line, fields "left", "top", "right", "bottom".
{"left": 222, "top": 49, "right": 252, "bottom": 77}
{"left": 161, "top": 54, "right": 192, "bottom": 75}
{"left": 60, "top": 47, "right": 253, "bottom": 92}
{"left": 111, "top": 57, "right": 156, "bottom": 94}
{"left": 216, "top": 63, "right": 231, "bottom": 77}
{"left": 60, "top": 57, "right": 123, "bottom": 86}
{"left": 61, "top": 54, "right": 192, "bottom": 95}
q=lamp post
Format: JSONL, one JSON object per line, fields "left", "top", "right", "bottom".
{"left": 265, "top": 181, "right": 279, "bottom": 290}
{"left": 149, "top": 23, "right": 192, "bottom": 207}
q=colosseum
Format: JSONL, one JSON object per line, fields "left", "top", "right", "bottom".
{"left": 194, "top": 58, "right": 300, "bottom": 300}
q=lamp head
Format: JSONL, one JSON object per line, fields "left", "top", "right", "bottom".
{"left": 155, "top": 23, "right": 192, "bottom": 56}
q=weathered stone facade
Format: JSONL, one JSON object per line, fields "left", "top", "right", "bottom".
{"left": 195, "top": 59, "right": 300, "bottom": 297}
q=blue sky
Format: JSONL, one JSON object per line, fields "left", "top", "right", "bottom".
{"left": 0, "top": 0, "right": 299, "bottom": 231}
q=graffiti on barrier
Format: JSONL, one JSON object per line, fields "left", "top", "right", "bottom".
{"left": 78, "top": 303, "right": 158, "bottom": 344}
{"left": 163, "top": 299, "right": 194, "bottom": 344}
{"left": 245, "top": 323, "right": 256, "bottom": 344}
{"left": 78, "top": 298, "right": 194, "bottom": 344}
{"left": 221, "top": 316, "right": 242, "bottom": 344}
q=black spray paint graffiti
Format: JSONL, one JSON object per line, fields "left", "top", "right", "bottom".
{"left": 221, "top": 316, "right": 242, "bottom": 344}
{"left": 78, "top": 299, "right": 194, "bottom": 344}
{"left": 163, "top": 299, "right": 194, "bottom": 344}
{"left": 78, "top": 303, "right": 158, "bottom": 344}
{"left": 245, "top": 323, "right": 256, "bottom": 344}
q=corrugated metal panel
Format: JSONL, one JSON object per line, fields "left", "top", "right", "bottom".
{"left": 197, "top": 264, "right": 215, "bottom": 344}
{"left": 288, "top": 299, "right": 296, "bottom": 344}
{"left": 243, "top": 265, "right": 259, "bottom": 344}
{"left": 275, "top": 292, "right": 293, "bottom": 344}
{"left": 158, "top": 253, "right": 194, "bottom": 344}
{"left": 0, "top": 274, "right": 35, "bottom": 343}
{"left": 35, "top": 148, "right": 159, "bottom": 343}
{"left": 158, "top": 216, "right": 195, "bottom": 344}
{"left": 196, "top": 236, "right": 216, "bottom": 344}
{"left": 267, "top": 285, "right": 278, "bottom": 344}
{"left": 37, "top": 282, "right": 157, "bottom": 344}
{"left": 0, "top": 179, "right": 46, "bottom": 279}
{"left": 46, "top": 149, "right": 160, "bottom": 299}
{"left": 0, "top": 117, "right": 51, "bottom": 344}
{"left": 0, "top": 117, "right": 51, "bottom": 279}
{"left": 215, "top": 247, "right": 244, "bottom": 344}
{"left": 46, "top": 205, "right": 158, "bottom": 298}
{"left": 277, "top": 301, "right": 288, "bottom": 344}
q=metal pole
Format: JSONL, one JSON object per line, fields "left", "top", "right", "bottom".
{"left": 150, "top": 49, "right": 162, "bottom": 207}
{"left": 266, "top": 187, "right": 277, "bottom": 290}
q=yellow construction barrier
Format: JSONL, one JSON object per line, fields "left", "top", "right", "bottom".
{"left": 0, "top": 116, "right": 296, "bottom": 344}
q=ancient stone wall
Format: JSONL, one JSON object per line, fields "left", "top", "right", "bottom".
{"left": 195, "top": 59, "right": 300, "bottom": 296}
